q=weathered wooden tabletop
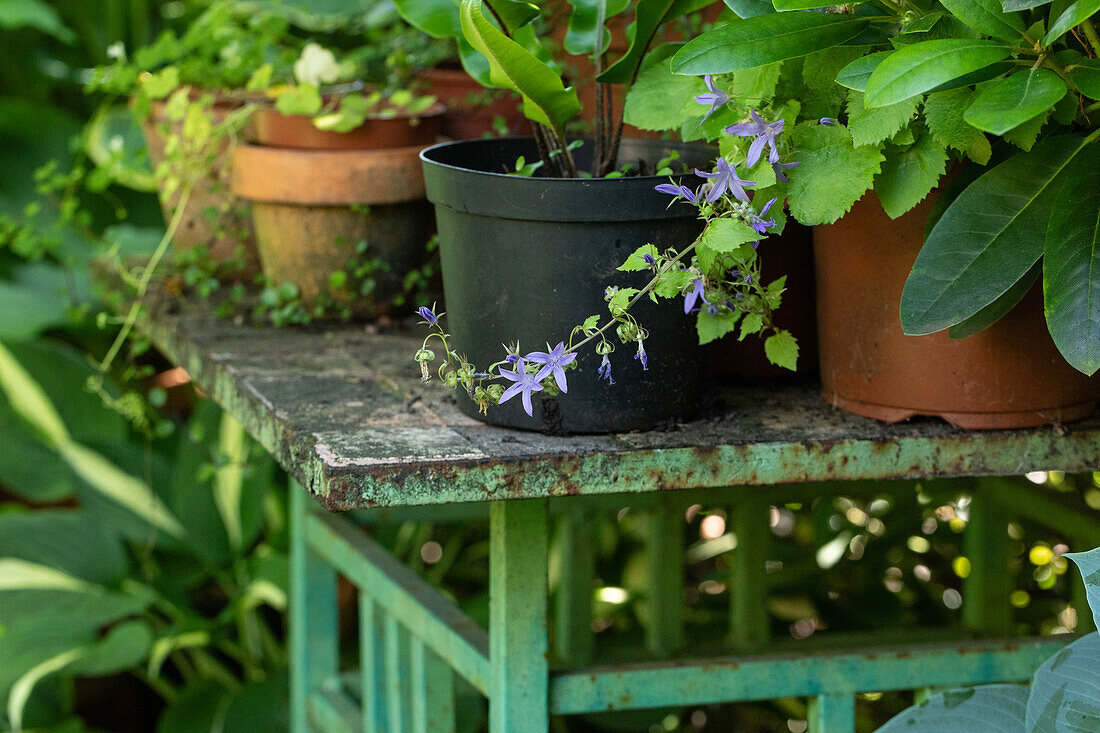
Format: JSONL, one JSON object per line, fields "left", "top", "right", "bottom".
{"left": 141, "top": 300, "right": 1100, "bottom": 510}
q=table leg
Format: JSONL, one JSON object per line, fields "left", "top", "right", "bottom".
{"left": 410, "top": 637, "right": 456, "bottom": 733}
{"left": 645, "top": 496, "right": 684, "bottom": 656}
{"left": 730, "top": 496, "right": 770, "bottom": 651}
{"left": 808, "top": 693, "right": 856, "bottom": 732}
{"left": 360, "top": 593, "right": 389, "bottom": 733}
{"left": 490, "top": 499, "right": 550, "bottom": 732}
{"left": 290, "top": 481, "right": 339, "bottom": 733}
{"left": 962, "top": 493, "right": 1011, "bottom": 635}
{"left": 555, "top": 501, "right": 595, "bottom": 667}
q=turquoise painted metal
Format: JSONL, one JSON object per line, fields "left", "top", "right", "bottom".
{"left": 138, "top": 302, "right": 1100, "bottom": 732}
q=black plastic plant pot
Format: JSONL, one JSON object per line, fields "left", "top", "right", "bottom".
{"left": 420, "top": 137, "right": 715, "bottom": 434}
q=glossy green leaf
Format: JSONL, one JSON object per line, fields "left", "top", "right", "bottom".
{"left": 924, "top": 61, "right": 1017, "bottom": 93}
{"left": 486, "top": 0, "right": 539, "bottom": 29}
{"left": 671, "top": 12, "right": 870, "bottom": 75}
{"left": 1044, "top": 0, "right": 1100, "bottom": 45}
{"left": 1071, "top": 58, "right": 1100, "bottom": 101}
{"left": 68, "top": 620, "right": 153, "bottom": 676}
{"left": 1044, "top": 149, "right": 1100, "bottom": 374}
{"left": 773, "top": 0, "right": 865, "bottom": 9}
{"left": 393, "top": 0, "right": 461, "bottom": 37}
{"left": 940, "top": 0, "right": 1026, "bottom": 38}
{"left": 1065, "top": 547, "right": 1100, "bottom": 631}
{"left": 0, "top": 511, "right": 127, "bottom": 585}
{"left": 836, "top": 51, "right": 891, "bottom": 91}
{"left": 0, "top": 0, "right": 75, "bottom": 41}
{"left": 963, "top": 69, "right": 1066, "bottom": 135}
{"left": 565, "top": 0, "right": 630, "bottom": 55}
{"left": 1003, "top": 0, "right": 1052, "bottom": 10}
{"left": 879, "top": 684, "right": 1028, "bottom": 731}
{"left": 597, "top": 0, "right": 675, "bottom": 83}
{"left": 902, "top": 10, "right": 946, "bottom": 32}
{"left": 724, "top": 0, "right": 776, "bottom": 16}
{"left": 0, "top": 340, "right": 69, "bottom": 446}
{"left": 874, "top": 132, "right": 949, "bottom": 218}
{"left": 864, "top": 39, "right": 1012, "bottom": 108}
{"left": 460, "top": 0, "right": 581, "bottom": 137}
{"left": 948, "top": 262, "right": 1039, "bottom": 337}
{"left": 7, "top": 649, "right": 83, "bottom": 733}
{"left": 901, "top": 134, "right": 1093, "bottom": 334}
{"left": 1027, "top": 633, "right": 1100, "bottom": 732}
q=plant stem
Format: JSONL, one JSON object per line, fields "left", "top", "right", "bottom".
{"left": 1082, "top": 19, "right": 1100, "bottom": 58}
{"left": 135, "top": 669, "right": 179, "bottom": 702}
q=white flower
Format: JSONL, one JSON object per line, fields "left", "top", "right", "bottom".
{"left": 106, "top": 41, "right": 125, "bottom": 60}
{"left": 294, "top": 43, "right": 342, "bottom": 87}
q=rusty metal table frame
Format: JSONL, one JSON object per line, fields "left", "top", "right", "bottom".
{"left": 140, "top": 303, "right": 1100, "bottom": 732}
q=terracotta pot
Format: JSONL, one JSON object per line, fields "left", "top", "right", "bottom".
{"left": 232, "top": 143, "right": 433, "bottom": 311}
{"left": 251, "top": 102, "right": 445, "bottom": 150}
{"left": 140, "top": 95, "right": 260, "bottom": 278}
{"left": 814, "top": 192, "right": 1100, "bottom": 429}
{"left": 707, "top": 220, "right": 819, "bottom": 380}
{"left": 416, "top": 67, "right": 529, "bottom": 139}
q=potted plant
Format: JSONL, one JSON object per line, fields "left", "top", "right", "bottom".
{"left": 231, "top": 43, "right": 444, "bottom": 315}
{"left": 666, "top": 0, "right": 1100, "bottom": 428}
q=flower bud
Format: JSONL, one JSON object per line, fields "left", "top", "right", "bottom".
{"left": 414, "top": 348, "right": 436, "bottom": 362}
{"left": 616, "top": 322, "right": 639, "bottom": 343}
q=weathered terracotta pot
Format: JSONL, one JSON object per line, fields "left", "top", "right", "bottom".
{"left": 232, "top": 143, "right": 433, "bottom": 311}
{"left": 251, "top": 102, "right": 445, "bottom": 151}
{"left": 707, "top": 220, "right": 819, "bottom": 380}
{"left": 814, "top": 192, "right": 1100, "bottom": 429}
{"left": 416, "top": 67, "right": 528, "bottom": 139}
{"left": 140, "top": 94, "right": 260, "bottom": 277}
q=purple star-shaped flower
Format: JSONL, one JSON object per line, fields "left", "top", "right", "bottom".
{"left": 695, "top": 158, "right": 755, "bottom": 203}
{"left": 684, "top": 278, "right": 711, "bottom": 314}
{"left": 747, "top": 197, "right": 778, "bottom": 235}
{"left": 694, "top": 75, "right": 729, "bottom": 125}
{"left": 598, "top": 354, "right": 614, "bottom": 385}
{"left": 655, "top": 183, "right": 699, "bottom": 204}
{"left": 772, "top": 160, "right": 799, "bottom": 183}
{"left": 417, "top": 306, "right": 438, "bottom": 325}
{"left": 498, "top": 357, "right": 544, "bottom": 416}
{"left": 525, "top": 342, "right": 577, "bottom": 393}
{"left": 725, "top": 110, "right": 785, "bottom": 168}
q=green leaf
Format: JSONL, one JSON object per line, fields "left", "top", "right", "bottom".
{"left": 0, "top": 511, "right": 127, "bottom": 585}
{"left": 725, "top": 0, "right": 776, "bottom": 17}
{"left": 653, "top": 269, "right": 695, "bottom": 298}
{"left": 0, "top": 559, "right": 95, "bottom": 592}
{"left": 1027, "top": 634, "right": 1100, "bottom": 731}
{"left": 901, "top": 133, "right": 1094, "bottom": 334}
{"left": 0, "top": 276, "right": 71, "bottom": 341}
{"left": 846, "top": 90, "right": 921, "bottom": 147}
{"left": 939, "top": 0, "right": 1026, "bottom": 39}
{"left": 623, "top": 44, "right": 706, "bottom": 131}
{"left": 7, "top": 649, "right": 84, "bottom": 733}
{"left": 0, "top": 340, "right": 69, "bottom": 446}
{"left": 696, "top": 309, "right": 739, "bottom": 344}
{"left": 764, "top": 329, "right": 798, "bottom": 370}
{"left": 460, "top": 0, "right": 580, "bottom": 137}
{"left": 1065, "top": 547, "right": 1100, "bottom": 631}
{"left": 836, "top": 51, "right": 892, "bottom": 92}
{"left": 581, "top": 315, "right": 601, "bottom": 330}
{"left": 739, "top": 311, "right": 764, "bottom": 340}
{"left": 1044, "top": 0, "right": 1100, "bottom": 45}
{"left": 924, "top": 88, "right": 990, "bottom": 154}
{"left": 486, "top": 0, "right": 540, "bottom": 29}
{"left": 1002, "top": 109, "right": 1048, "bottom": 150}
{"left": 565, "top": 0, "right": 630, "bottom": 55}
{"left": 948, "top": 261, "right": 1039, "bottom": 337}
{"left": 0, "top": 0, "right": 74, "bottom": 41}
{"left": 139, "top": 67, "right": 179, "bottom": 100}
{"left": 902, "top": 10, "right": 946, "bottom": 33}
{"left": 963, "top": 69, "right": 1066, "bottom": 135}
{"left": 1071, "top": 58, "right": 1100, "bottom": 101}
{"left": 865, "top": 40, "right": 1012, "bottom": 108}
{"left": 274, "top": 84, "right": 322, "bottom": 116}
{"left": 394, "top": 0, "right": 461, "bottom": 37}
{"left": 730, "top": 61, "right": 782, "bottom": 104}
{"left": 698, "top": 218, "right": 762, "bottom": 252}
{"left": 670, "top": 12, "right": 870, "bottom": 75}
{"left": 1044, "top": 150, "right": 1100, "bottom": 374}
{"left": 787, "top": 122, "right": 885, "bottom": 225}
{"left": 598, "top": 0, "right": 675, "bottom": 83}
{"left": 878, "top": 685, "right": 1028, "bottom": 731}
{"left": 925, "top": 60, "right": 1018, "bottom": 94}
{"left": 619, "top": 244, "right": 662, "bottom": 271}
{"left": 773, "top": 0, "right": 864, "bottom": 8}
{"left": 874, "top": 132, "right": 949, "bottom": 218}
{"left": 1003, "top": 0, "right": 1052, "bottom": 10}
{"left": 68, "top": 620, "right": 153, "bottom": 676}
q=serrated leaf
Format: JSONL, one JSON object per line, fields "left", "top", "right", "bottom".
{"left": 924, "top": 88, "right": 987, "bottom": 152}
{"left": 786, "top": 122, "right": 885, "bottom": 225}
{"left": 654, "top": 269, "right": 694, "bottom": 298}
{"left": 731, "top": 61, "right": 782, "bottom": 104}
{"left": 939, "top": 0, "right": 1026, "bottom": 39}
{"left": 1065, "top": 547, "right": 1100, "bottom": 630}
{"left": 699, "top": 218, "right": 762, "bottom": 252}
{"left": 624, "top": 44, "right": 706, "bottom": 131}
{"left": 836, "top": 51, "right": 892, "bottom": 91}
{"left": 865, "top": 39, "right": 1012, "bottom": 108}
{"left": 1045, "top": 0, "right": 1100, "bottom": 45}
{"left": 901, "top": 133, "right": 1093, "bottom": 334}
{"left": 963, "top": 69, "right": 1066, "bottom": 135}
{"left": 671, "top": 12, "right": 870, "bottom": 74}
{"left": 1044, "top": 150, "right": 1100, "bottom": 374}
{"left": 696, "top": 310, "right": 739, "bottom": 343}
{"left": 1027, "top": 634, "right": 1100, "bottom": 732}
{"left": 874, "top": 133, "right": 949, "bottom": 218}
{"left": 739, "top": 312, "right": 764, "bottom": 339}
{"left": 764, "top": 329, "right": 798, "bottom": 369}
{"left": 878, "top": 684, "right": 1028, "bottom": 732}
{"left": 846, "top": 90, "right": 921, "bottom": 147}
{"left": 619, "top": 244, "right": 661, "bottom": 271}
{"left": 948, "top": 262, "right": 1039, "bottom": 337}
{"left": 1002, "top": 109, "right": 1048, "bottom": 150}
{"left": 1071, "top": 58, "right": 1100, "bottom": 101}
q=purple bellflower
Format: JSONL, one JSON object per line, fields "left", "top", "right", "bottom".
{"left": 498, "top": 357, "right": 544, "bottom": 417}
{"left": 643, "top": 254, "right": 657, "bottom": 266}
{"left": 695, "top": 158, "right": 755, "bottom": 203}
{"left": 694, "top": 75, "right": 729, "bottom": 124}
{"left": 598, "top": 354, "right": 614, "bottom": 385}
{"left": 748, "top": 197, "right": 778, "bottom": 235}
{"left": 634, "top": 340, "right": 648, "bottom": 370}
{"left": 526, "top": 342, "right": 577, "bottom": 393}
{"left": 684, "top": 278, "right": 711, "bottom": 314}
{"left": 417, "top": 306, "right": 438, "bottom": 325}
{"left": 655, "top": 183, "right": 698, "bottom": 204}
{"left": 725, "top": 110, "right": 785, "bottom": 168}
{"left": 772, "top": 160, "right": 799, "bottom": 183}
{"left": 819, "top": 117, "right": 839, "bottom": 126}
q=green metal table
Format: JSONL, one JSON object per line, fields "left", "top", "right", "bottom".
{"left": 139, "top": 301, "right": 1100, "bottom": 732}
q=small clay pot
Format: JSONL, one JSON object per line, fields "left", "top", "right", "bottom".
{"left": 232, "top": 143, "right": 433, "bottom": 312}
{"left": 416, "top": 67, "right": 529, "bottom": 139}
{"left": 251, "top": 102, "right": 445, "bottom": 151}
{"left": 813, "top": 191, "right": 1100, "bottom": 429}
{"left": 140, "top": 94, "right": 261, "bottom": 277}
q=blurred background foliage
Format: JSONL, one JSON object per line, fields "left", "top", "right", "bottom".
{"left": 0, "top": 1, "right": 1096, "bottom": 732}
